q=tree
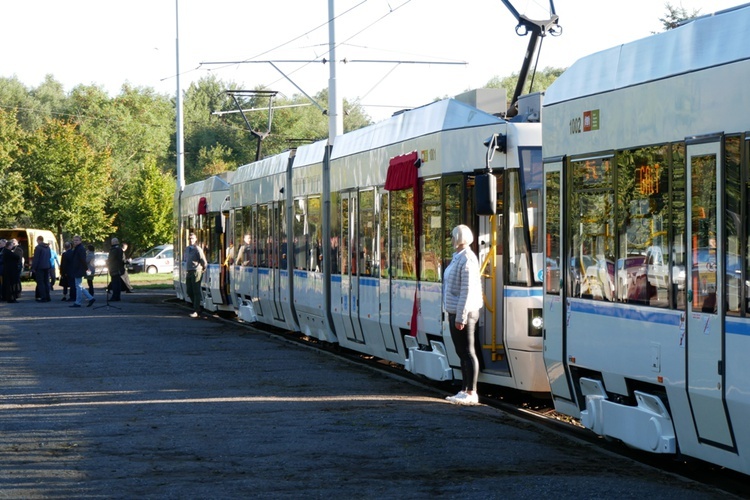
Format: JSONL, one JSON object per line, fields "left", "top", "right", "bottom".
{"left": 659, "top": 3, "right": 700, "bottom": 31}
{"left": 117, "top": 161, "right": 175, "bottom": 254}
{"left": 21, "top": 119, "right": 114, "bottom": 243}
{"left": 484, "top": 66, "right": 566, "bottom": 109}
{"left": 0, "top": 109, "right": 27, "bottom": 226}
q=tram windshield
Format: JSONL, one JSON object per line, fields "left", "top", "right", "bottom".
{"left": 508, "top": 147, "right": 543, "bottom": 285}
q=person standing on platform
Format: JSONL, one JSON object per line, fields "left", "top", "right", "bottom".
{"left": 31, "top": 235, "right": 52, "bottom": 303}
{"left": 107, "top": 238, "right": 126, "bottom": 302}
{"left": 444, "top": 225, "right": 484, "bottom": 406}
{"left": 2, "top": 239, "right": 22, "bottom": 303}
{"left": 120, "top": 242, "right": 134, "bottom": 293}
{"left": 70, "top": 235, "right": 95, "bottom": 308}
{"left": 184, "top": 232, "right": 207, "bottom": 318}
{"left": 85, "top": 244, "right": 96, "bottom": 296}
{"left": 60, "top": 241, "right": 75, "bottom": 302}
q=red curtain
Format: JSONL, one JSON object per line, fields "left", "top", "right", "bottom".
{"left": 385, "top": 151, "right": 419, "bottom": 191}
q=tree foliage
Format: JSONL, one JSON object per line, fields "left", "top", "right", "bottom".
{"left": 117, "top": 161, "right": 175, "bottom": 254}
{"left": 21, "top": 119, "right": 114, "bottom": 243}
{"left": 0, "top": 109, "right": 26, "bottom": 226}
{"left": 659, "top": 3, "right": 700, "bottom": 31}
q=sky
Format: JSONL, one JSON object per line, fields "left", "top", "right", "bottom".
{"left": 0, "top": 0, "right": 745, "bottom": 123}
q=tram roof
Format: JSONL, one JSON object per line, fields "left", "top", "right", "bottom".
{"left": 182, "top": 173, "right": 231, "bottom": 197}
{"left": 545, "top": 3, "right": 750, "bottom": 106}
{"left": 331, "top": 98, "right": 504, "bottom": 160}
{"left": 233, "top": 150, "right": 292, "bottom": 183}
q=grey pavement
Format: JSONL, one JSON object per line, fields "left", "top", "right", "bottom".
{"left": 0, "top": 286, "right": 729, "bottom": 499}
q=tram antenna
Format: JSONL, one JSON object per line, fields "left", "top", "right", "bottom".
{"left": 500, "top": 0, "right": 561, "bottom": 118}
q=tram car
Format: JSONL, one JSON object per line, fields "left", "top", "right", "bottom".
{"left": 542, "top": 4, "right": 750, "bottom": 475}
{"left": 175, "top": 173, "right": 234, "bottom": 315}
{"left": 177, "top": 94, "right": 550, "bottom": 395}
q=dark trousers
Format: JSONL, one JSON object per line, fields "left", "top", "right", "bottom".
{"left": 35, "top": 268, "right": 51, "bottom": 301}
{"left": 186, "top": 270, "right": 202, "bottom": 313}
{"left": 110, "top": 273, "right": 122, "bottom": 300}
{"left": 67, "top": 276, "right": 77, "bottom": 301}
{"left": 448, "top": 311, "right": 480, "bottom": 393}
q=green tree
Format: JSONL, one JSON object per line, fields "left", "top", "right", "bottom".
{"left": 21, "top": 119, "right": 114, "bottom": 243}
{"left": 0, "top": 109, "right": 27, "bottom": 226}
{"left": 118, "top": 161, "right": 175, "bottom": 254}
{"left": 659, "top": 3, "right": 700, "bottom": 31}
{"left": 484, "top": 66, "right": 566, "bottom": 107}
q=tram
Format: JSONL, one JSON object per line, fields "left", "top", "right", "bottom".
{"left": 542, "top": 4, "right": 750, "bottom": 475}
{"left": 176, "top": 93, "right": 550, "bottom": 394}
{"left": 174, "top": 173, "right": 234, "bottom": 314}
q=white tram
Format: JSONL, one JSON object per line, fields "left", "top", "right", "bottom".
{"left": 175, "top": 173, "right": 234, "bottom": 314}
{"left": 176, "top": 95, "right": 551, "bottom": 395}
{"left": 542, "top": 4, "right": 750, "bottom": 475}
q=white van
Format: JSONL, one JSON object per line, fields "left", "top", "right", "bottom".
{"left": 127, "top": 244, "right": 174, "bottom": 274}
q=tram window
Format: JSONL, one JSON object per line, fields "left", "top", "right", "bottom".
{"left": 520, "top": 147, "right": 544, "bottom": 284}
{"left": 691, "top": 154, "right": 718, "bottom": 314}
{"left": 443, "top": 181, "right": 462, "bottom": 274}
{"left": 545, "top": 171, "right": 561, "bottom": 295}
{"left": 293, "top": 199, "right": 306, "bottom": 270}
{"left": 569, "top": 158, "right": 615, "bottom": 301}
{"left": 258, "top": 205, "right": 269, "bottom": 268}
{"left": 508, "top": 170, "right": 531, "bottom": 285}
{"left": 308, "top": 196, "right": 321, "bottom": 272}
{"left": 379, "top": 191, "right": 389, "bottom": 279}
{"left": 421, "top": 179, "right": 441, "bottom": 282}
{"left": 341, "top": 197, "right": 349, "bottom": 275}
{"left": 359, "top": 190, "right": 375, "bottom": 277}
{"left": 671, "top": 143, "right": 687, "bottom": 310}
{"left": 616, "top": 146, "right": 669, "bottom": 308}
{"left": 390, "top": 189, "right": 416, "bottom": 280}
{"left": 725, "top": 136, "right": 742, "bottom": 316}
{"left": 330, "top": 192, "right": 341, "bottom": 274}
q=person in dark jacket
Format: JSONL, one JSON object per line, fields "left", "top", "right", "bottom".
{"left": 60, "top": 241, "right": 76, "bottom": 302}
{"left": 31, "top": 235, "right": 52, "bottom": 302}
{"left": 70, "top": 235, "right": 95, "bottom": 307}
{"left": 2, "top": 239, "right": 22, "bottom": 302}
{"left": 107, "top": 237, "right": 126, "bottom": 301}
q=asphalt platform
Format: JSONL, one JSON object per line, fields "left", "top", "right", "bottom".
{"left": 0, "top": 284, "right": 731, "bottom": 499}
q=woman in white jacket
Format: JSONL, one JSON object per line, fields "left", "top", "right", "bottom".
{"left": 443, "top": 225, "right": 483, "bottom": 405}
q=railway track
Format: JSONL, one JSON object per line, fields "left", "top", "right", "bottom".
{"left": 197, "top": 304, "right": 748, "bottom": 498}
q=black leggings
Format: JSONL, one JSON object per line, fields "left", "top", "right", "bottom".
{"left": 448, "top": 311, "right": 480, "bottom": 392}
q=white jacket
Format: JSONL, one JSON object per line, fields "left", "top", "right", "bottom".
{"left": 443, "top": 247, "right": 483, "bottom": 324}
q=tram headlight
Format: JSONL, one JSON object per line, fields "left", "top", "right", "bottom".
{"left": 528, "top": 308, "right": 543, "bottom": 337}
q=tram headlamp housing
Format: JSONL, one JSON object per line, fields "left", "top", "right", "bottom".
{"left": 528, "top": 308, "right": 543, "bottom": 337}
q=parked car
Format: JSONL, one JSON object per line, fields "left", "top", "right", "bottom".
{"left": 128, "top": 244, "right": 174, "bottom": 274}
{"left": 93, "top": 252, "right": 108, "bottom": 276}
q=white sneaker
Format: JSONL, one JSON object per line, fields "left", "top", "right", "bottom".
{"left": 452, "top": 392, "right": 479, "bottom": 405}
{"left": 445, "top": 391, "right": 467, "bottom": 403}
{"left": 189, "top": 312, "right": 198, "bottom": 318}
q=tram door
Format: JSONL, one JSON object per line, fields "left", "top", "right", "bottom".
{"left": 269, "top": 202, "right": 286, "bottom": 322}
{"left": 686, "top": 137, "right": 733, "bottom": 449}
{"left": 340, "top": 192, "right": 365, "bottom": 343}
{"left": 377, "top": 189, "right": 399, "bottom": 352}
{"left": 542, "top": 161, "right": 575, "bottom": 408}
{"left": 249, "top": 205, "right": 264, "bottom": 319}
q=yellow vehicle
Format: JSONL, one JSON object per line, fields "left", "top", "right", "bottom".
{"left": 0, "top": 228, "right": 59, "bottom": 279}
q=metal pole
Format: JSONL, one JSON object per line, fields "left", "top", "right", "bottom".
{"left": 327, "top": 0, "right": 343, "bottom": 144}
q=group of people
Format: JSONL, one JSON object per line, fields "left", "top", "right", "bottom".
{"left": 0, "top": 238, "right": 24, "bottom": 303}
{"left": 0, "top": 235, "right": 134, "bottom": 307}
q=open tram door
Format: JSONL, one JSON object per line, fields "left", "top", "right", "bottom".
{"left": 542, "top": 157, "right": 578, "bottom": 416}
{"left": 474, "top": 172, "right": 509, "bottom": 373}
{"left": 685, "top": 135, "right": 735, "bottom": 450}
